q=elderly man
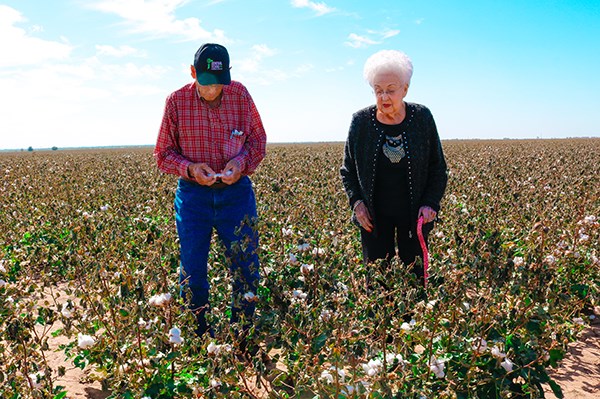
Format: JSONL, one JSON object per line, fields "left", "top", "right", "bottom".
{"left": 155, "top": 43, "right": 266, "bottom": 342}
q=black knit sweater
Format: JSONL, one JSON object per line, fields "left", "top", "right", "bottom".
{"left": 340, "top": 103, "right": 448, "bottom": 234}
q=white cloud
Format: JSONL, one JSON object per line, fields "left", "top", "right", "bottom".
{"left": 96, "top": 44, "right": 147, "bottom": 58}
{"left": 344, "top": 33, "right": 380, "bottom": 49}
{"left": 381, "top": 29, "right": 400, "bottom": 39}
{"left": 237, "top": 44, "right": 277, "bottom": 73}
{"left": 344, "top": 28, "right": 400, "bottom": 48}
{"left": 88, "top": 0, "right": 228, "bottom": 42}
{"left": 290, "top": 0, "right": 336, "bottom": 16}
{"left": 0, "top": 5, "right": 170, "bottom": 149}
{"left": 235, "top": 44, "right": 313, "bottom": 86}
{"left": 0, "top": 5, "right": 73, "bottom": 68}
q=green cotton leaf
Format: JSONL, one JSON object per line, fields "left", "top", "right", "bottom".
{"left": 526, "top": 319, "right": 542, "bottom": 334}
{"left": 52, "top": 391, "right": 68, "bottom": 399}
{"left": 570, "top": 283, "right": 589, "bottom": 298}
{"left": 549, "top": 379, "right": 564, "bottom": 398}
{"left": 312, "top": 332, "right": 328, "bottom": 352}
{"left": 52, "top": 328, "right": 64, "bottom": 337}
{"left": 549, "top": 349, "right": 564, "bottom": 367}
{"left": 118, "top": 308, "right": 129, "bottom": 317}
{"left": 73, "top": 354, "right": 87, "bottom": 369}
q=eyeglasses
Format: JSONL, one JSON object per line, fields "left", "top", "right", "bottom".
{"left": 374, "top": 89, "right": 397, "bottom": 98}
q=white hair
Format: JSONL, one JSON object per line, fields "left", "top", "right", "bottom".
{"left": 363, "top": 50, "right": 413, "bottom": 87}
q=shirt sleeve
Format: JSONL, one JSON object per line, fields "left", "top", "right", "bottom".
{"left": 232, "top": 88, "right": 267, "bottom": 175}
{"left": 154, "top": 95, "right": 193, "bottom": 178}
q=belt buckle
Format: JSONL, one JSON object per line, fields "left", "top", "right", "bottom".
{"left": 211, "top": 179, "right": 226, "bottom": 189}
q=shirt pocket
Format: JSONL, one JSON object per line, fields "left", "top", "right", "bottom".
{"left": 224, "top": 128, "right": 245, "bottom": 158}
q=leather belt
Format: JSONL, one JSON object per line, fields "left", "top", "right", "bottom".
{"left": 210, "top": 181, "right": 228, "bottom": 189}
{"left": 182, "top": 177, "right": 228, "bottom": 189}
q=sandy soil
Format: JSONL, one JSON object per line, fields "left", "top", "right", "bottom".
{"left": 42, "top": 324, "right": 599, "bottom": 398}
{"left": 543, "top": 324, "right": 600, "bottom": 398}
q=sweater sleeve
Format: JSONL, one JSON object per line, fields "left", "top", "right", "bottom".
{"left": 420, "top": 108, "right": 448, "bottom": 212}
{"left": 340, "top": 113, "right": 364, "bottom": 208}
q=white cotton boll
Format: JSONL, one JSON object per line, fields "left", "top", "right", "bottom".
{"left": 293, "top": 289, "right": 307, "bottom": 300}
{"left": 320, "top": 309, "right": 332, "bottom": 321}
{"left": 210, "top": 379, "right": 222, "bottom": 388}
{"left": 149, "top": 293, "right": 172, "bottom": 307}
{"left": 297, "top": 243, "right": 310, "bottom": 252}
{"left": 100, "top": 204, "right": 109, "bottom": 211}
{"left": 573, "top": 317, "right": 585, "bottom": 326}
{"left": 401, "top": 320, "right": 415, "bottom": 331}
{"left": 336, "top": 282, "right": 348, "bottom": 292}
{"left": 29, "top": 372, "right": 44, "bottom": 389}
{"left": 543, "top": 351, "right": 550, "bottom": 362}
{"left": 491, "top": 345, "right": 506, "bottom": 359}
{"left": 430, "top": 356, "right": 445, "bottom": 378}
{"left": 501, "top": 358, "right": 514, "bottom": 372}
{"left": 513, "top": 256, "right": 524, "bottom": 267}
{"left": 321, "top": 370, "right": 334, "bottom": 384}
{"left": 281, "top": 227, "right": 293, "bottom": 236}
{"left": 312, "top": 247, "right": 325, "bottom": 256}
{"left": 544, "top": 255, "right": 557, "bottom": 265}
{"left": 584, "top": 215, "right": 596, "bottom": 223}
{"left": 289, "top": 253, "right": 299, "bottom": 264}
{"left": 169, "top": 327, "right": 184, "bottom": 345}
{"left": 386, "top": 353, "right": 398, "bottom": 364}
{"left": 0, "top": 279, "right": 6, "bottom": 288}
{"left": 472, "top": 338, "right": 487, "bottom": 354}
{"left": 207, "top": 342, "right": 231, "bottom": 355}
{"left": 301, "top": 263, "right": 314, "bottom": 274}
{"left": 78, "top": 333, "right": 96, "bottom": 349}
{"left": 362, "top": 359, "right": 382, "bottom": 376}
{"left": 0, "top": 260, "right": 6, "bottom": 273}
{"left": 207, "top": 342, "right": 218, "bottom": 355}
{"left": 61, "top": 303, "right": 73, "bottom": 318}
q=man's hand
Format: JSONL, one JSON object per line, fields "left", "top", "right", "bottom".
{"left": 221, "top": 159, "right": 242, "bottom": 185}
{"left": 188, "top": 163, "right": 217, "bottom": 186}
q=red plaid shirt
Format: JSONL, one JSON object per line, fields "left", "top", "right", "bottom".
{"left": 154, "top": 81, "right": 266, "bottom": 178}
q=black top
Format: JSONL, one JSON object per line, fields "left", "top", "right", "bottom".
{"left": 374, "top": 119, "right": 410, "bottom": 217}
{"left": 340, "top": 103, "right": 448, "bottom": 235}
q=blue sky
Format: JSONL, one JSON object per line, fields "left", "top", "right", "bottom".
{"left": 1, "top": 0, "right": 599, "bottom": 149}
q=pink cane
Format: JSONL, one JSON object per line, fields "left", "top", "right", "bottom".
{"left": 416, "top": 216, "right": 429, "bottom": 288}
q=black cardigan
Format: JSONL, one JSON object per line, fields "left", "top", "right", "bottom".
{"left": 340, "top": 103, "right": 448, "bottom": 233}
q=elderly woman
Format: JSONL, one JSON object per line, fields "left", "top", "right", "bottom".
{"left": 340, "top": 50, "right": 447, "bottom": 278}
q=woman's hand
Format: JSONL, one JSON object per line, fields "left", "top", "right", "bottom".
{"left": 418, "top": 206, "right": 437, "bottom": 224}
{"left": 354, "top": 201, "right": 374, "bottom": 232}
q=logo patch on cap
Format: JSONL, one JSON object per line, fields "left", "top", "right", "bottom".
{"left": 206, "top": 58, "right": 223, "bottom": 71}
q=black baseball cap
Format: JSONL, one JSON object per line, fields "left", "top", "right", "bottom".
{"left": 194, "top": 43, "right": 231, "bottom": 85}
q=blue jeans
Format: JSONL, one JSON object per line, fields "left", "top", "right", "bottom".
{"left": 174, "top": 176, "right": 260, "bottom": 335}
